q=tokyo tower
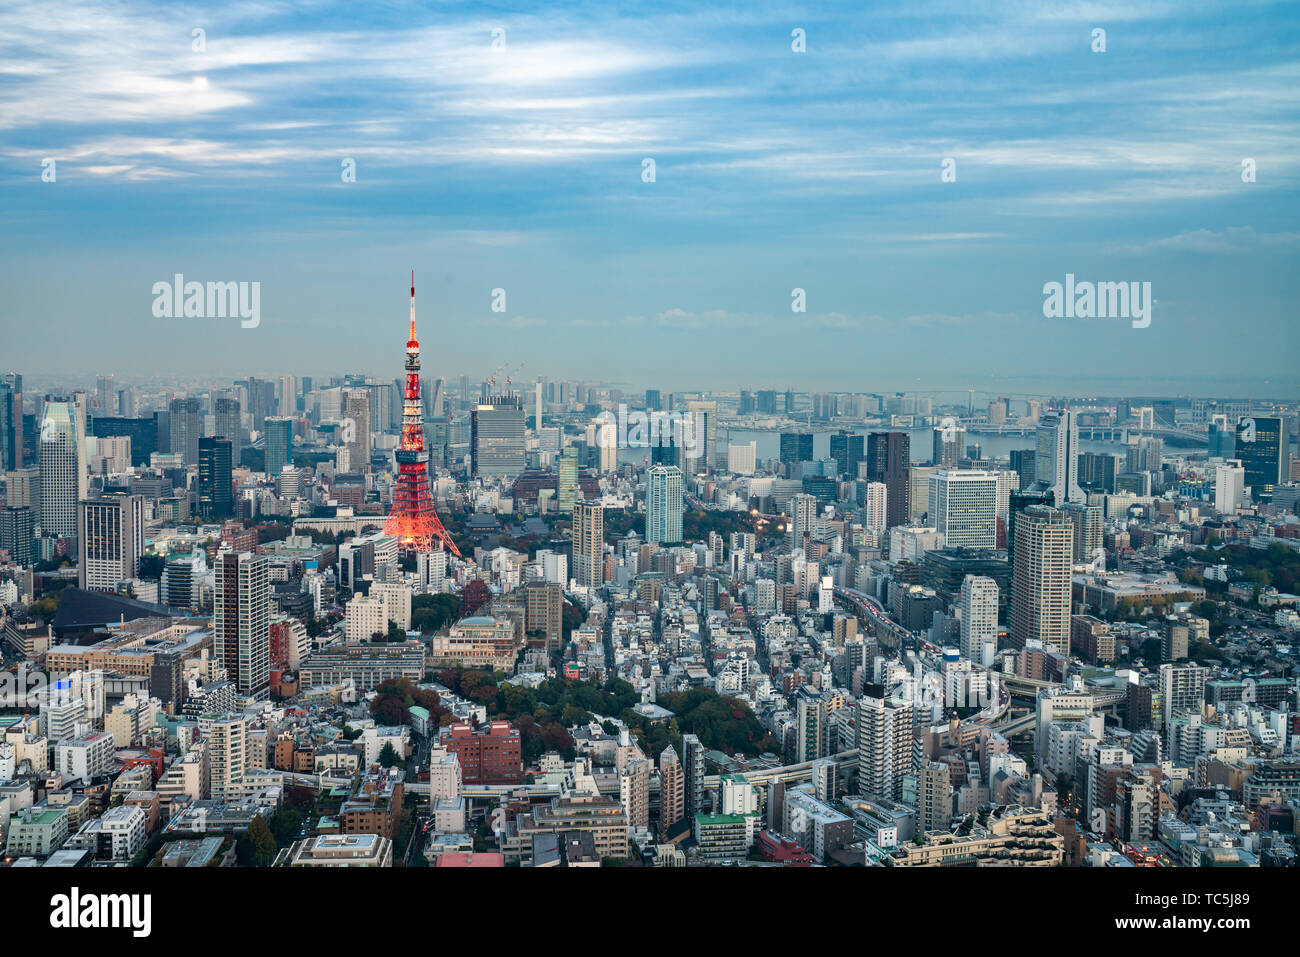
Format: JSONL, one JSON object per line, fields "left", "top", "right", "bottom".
{"left": 384, "top": 272, "right": 460, "bottom": 556}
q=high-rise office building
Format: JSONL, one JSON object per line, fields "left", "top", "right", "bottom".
{"left": 1010, "top": 505, "right": 1073, "bottom": 655}
{"left": 263, "top": 416, "right": 293, "bottom": 479}
{"left": 857, "top": 685, "right": 913, "bottom": 801}
{"left": 37, "top": 400, "right": 87, "bottom": 545}
{"left": 198, "top": 436, "right": 233, "bottom": 520}
{"left": 471, "top": 394, "right": 526, "bottom": 478}
{"left": 342, "top": 388, "right": 371, "bottom": 472}
{"left": 1035, "top": 410, "right": 1083, "bottom": 505}
{"left": 829, "top": 430, "right": 864, "bottom": 478}
{"left": 168, "top": 397, "right": 202, "bottom": 468}
{"left": 95, "top": 374, "right": 115, "bottom": 417}
{"left": 1235, "top": 415, "right": 1289, "bottom": 501}
{"left": 214, "top": 550, "right": 271, "bottom": 700}
{"left": 4, "top": 466, "right": 39, "bottom": 509}
{"left": 1078, "top": 451, "right": 1119, "bottom": 494}
{"left": 932, "top": 424, "right": 965, "bottom": 467}
{"left": 928, "top": 469, "right": 998, "bottom": 549}
{"left": 685, "top": 400, "right": 717, "bottom": 474}
{"left": 646, "top": 464, "right": 684, "bottom": 545}
{"left": 0, "top": 506, "right": 35, "bottom": 567}
{"left": 959, "top": 574, "right": 999, "bottom": 665}
{"left": 0, "top": 373, "right": 22, "bottom": 472}
{"left": 77, "top": 493, "right": 144, "bottom": 591}
{"left": 779, "top": 432, "right": 814, "bottom": 471}
{"left": 866, "top": 432, "right": 910, "bottom": 529}
{"left": 212, "top": 396, "right": 243, "bottom": 462}
{"left": 1008, "top": 448, "right": 1036, "bottom": 491}
{"left": 572, "top": 501, "right": 604, "bottom": 591}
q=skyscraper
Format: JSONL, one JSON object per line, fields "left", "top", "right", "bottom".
{"left": 0, "top": 373, "right": 22, "bottom": 472}
{"left": 959, "top": 575, "right": 999, "bottom": 665}
{"left": 214, "top": 550, "right": 271, "bottom": 700}
{"left": 212, "top": 395, "right": 242, "bottom": 462}
{"left": 572, "top": 500, "right": 604, "bottom": 591}
{"left": 1010, "top": 505, "right": 1073, "bottom": 655}
{"left": 557, "top": 446, "right": 579, "bottom": 514}
{"left": 263, "top": 416, "right": 293, "bottom": 479}
{"left": 0, "top": 506, "right": 35, "bottom": 567}
{"left": 341, "top": 388, "right": 371, "bottom": 472}
{"left": 932, "top": 423, "right": 965, "bottom": 467}
{"left": 1235, "top": 415, "right": 1289, "bottom": 501}
{"left": 77, "top": 493, "right": 144, "bottom": 591}
{"left": 198, "top": 436, "right": 233, "bottom": 520}
{"left": 95, "top": 374, "right": 115, "bottom": 417}
{"left": 37, "top": 400, "right": 87, "bottom": 545}
{"left": 866, "top": 431, "right": 910, "bottom": 529}
{"left": 471, "top": 394, "right": 526, "bottom": 478}
{"left": 1034, "top": 410, "right": 1083, "bottom": 505}
{"left": 646, "top": 464, "right": 684, "bottom": 545}
{"left": 779, "top": 431, "right": 814, "bottom": 470}
{"left": 1008, "top": 448, "right": 1036, "bottom": 490}
{"left": 685, "top": 400, "right": 717, "bottom": 474}
{"left": 169, "top": 397, "right": 201, "bottom": 468}
{"left": 928, "top": 469, "right": 998, "bottom": 549}
{"left": 829, "top": 430, "right": 864, "bottom": 478}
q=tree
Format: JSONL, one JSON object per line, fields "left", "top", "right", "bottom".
{"left": 237, "top": 815, "right": 278, "bottom": 866}
{"left": 387, "top": 621, "right": 407, "bottom": 643}
{"left": 378, "top": 741, "right": 401, "bottom": 768}
{"left": 269, "top": 809, "right": 303, "bottom": 847}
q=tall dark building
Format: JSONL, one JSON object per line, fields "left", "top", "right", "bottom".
{"left": 263, "top": 416, "right": 293, "bottom": 478}
{"left": 757, "top": 389, "right": 778, "bottom": 414}
{"left": 0, "top": 372, "right": 21, "bottom": 471}
{"left": 829, "top": 430, "right": 864, "bottom": 478}
{"left": 779, "top": 432, "right": 814, "bottom": 470}
{"left": 90, "top": 416, "right": 157, "bottom": 467}
{"left": 1007, "top": 487, "right": 1053, "bottom": 574}
{"left": 1078, "top": 451, "right": 1118, "bottom": 494}
{"left": 739, "top": 390, "right": 756, "bottom": 415}
{"left": 1009, "top": 448, "right": 1036, "bottom": 490}
{"left": 198, "top": 436, "right": 233, "bottom": 520}
{"left": 645, "top": 389, "right": 662, "bottom": 412}
{"left": 169, "top": 397, "right": 202, "bottom": 467}
{"left": 783, "top": 390, "right": 796, "bottom": 414}
{"left": 0, "top": 505, "right": 35, "bottom": 567}
{"left": 1235, "top": 415, "right": 1290, "bottom": 501}
{"left": 866, "top": 431, "right": 910, "bottom": 528}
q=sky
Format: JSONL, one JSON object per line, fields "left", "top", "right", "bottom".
{"left": 1, "top": 0, "right": 1298, "bottom": 396}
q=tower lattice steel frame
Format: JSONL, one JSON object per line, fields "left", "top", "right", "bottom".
{"left": 383, "top": 272, "right": 460, "bottom": 556}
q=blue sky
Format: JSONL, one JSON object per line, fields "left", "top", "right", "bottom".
{"left": 1, "top": 0, "right": 1298, "bottom": 395}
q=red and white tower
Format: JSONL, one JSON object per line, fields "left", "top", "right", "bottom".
{"left": 384, "top": 272, "right": 460, "bottom": 556}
